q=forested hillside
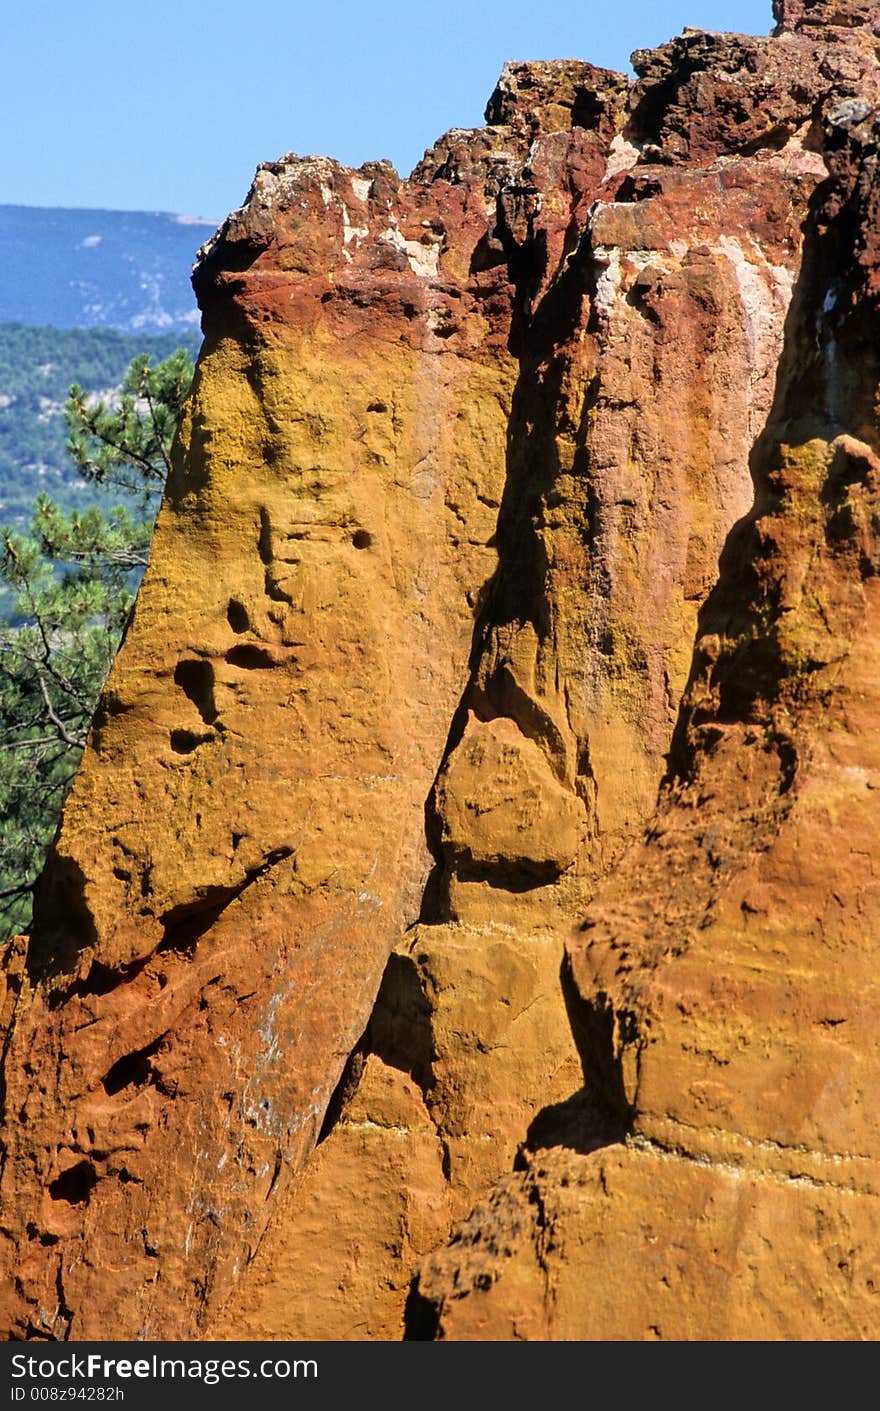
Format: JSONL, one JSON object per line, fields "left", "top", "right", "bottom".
{"left": 0, "top": 323, "right": 200, "bottom": 524}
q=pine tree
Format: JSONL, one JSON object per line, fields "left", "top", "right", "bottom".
{"left": 0, "top": 348, "right": 194, "bottom": 938}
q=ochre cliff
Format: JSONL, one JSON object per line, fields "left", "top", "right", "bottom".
{"left": 2, "top": 0, "right": 880, "bottom": 1341}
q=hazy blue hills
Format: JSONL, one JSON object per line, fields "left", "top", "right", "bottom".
{"left": 0, "top": 205, "right": 217, "bottom": 334}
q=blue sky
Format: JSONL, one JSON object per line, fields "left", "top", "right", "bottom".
{"left": 3, "top": 0, "right": 773, "bottom": 220}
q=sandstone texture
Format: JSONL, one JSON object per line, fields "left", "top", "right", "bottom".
{"left": 2, "top": 0, "right": 880, "bottom": 1342}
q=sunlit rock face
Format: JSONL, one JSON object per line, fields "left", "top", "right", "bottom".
{"left": 2, "top": 0, "right": 879, "bottom": 1343}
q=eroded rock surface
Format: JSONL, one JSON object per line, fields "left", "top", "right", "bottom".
{"left": 1, "top": 0, "right": 879, "bottom": 1342}
{"left": 414, "top": 22, "right": 880, "bottom": 1341}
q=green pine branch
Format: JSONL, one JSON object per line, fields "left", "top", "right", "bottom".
{"left": 0, "top": 345, "right": 195, "bottom": 939}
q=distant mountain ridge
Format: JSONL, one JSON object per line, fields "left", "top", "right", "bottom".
{"left": 0, "top": 205, "right": 217, "bottom": 334}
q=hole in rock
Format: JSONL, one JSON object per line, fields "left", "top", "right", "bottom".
{"left": 159, "top": 888, "right": 241, "bottom": 957}
{"left": 351, "top": 529, "right": 373, "bottom": 550}
{"left": 227, "top": 598, "right": 250, "bottom": 633}
{"left": 571, "top": 87, "right": 607, "bottom": 129}
{"left": 173, "top": 658, "right": 217, "bottom": 724}
{"left": 257, "top": 507, "right": 273, "bottom": 565}
{"left": 264, "top": 572, "right": 294, "bottom": 605}
{"left": 170, "top": 728, "right": 212, "bottom": 755}
{"left": 26, "top": 1223, "right": 59, "bottom": 1247}
{"left": 403, "top": 1277, "right": 441, "bottom": 1341}
{"left": 453, "top": 856, "right": 562, "bottom": 891}
{"left": 81, "top": 960, "right": 125, "bottom": 997}
{"left": 102, "top": 1037, "right": 164, "bottom": 1096}
{"left": 75, "top": 954, "right": 149, "bottom": 1000}
{"left": 225, "top": 643, "right": 279, "bottom": 670}
{"left": 49, "top": 1161, "right": 98, "bottom": 1206}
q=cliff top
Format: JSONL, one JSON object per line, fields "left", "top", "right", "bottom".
{"left": 773, "top": 0, "right": 880, "bottom": 34}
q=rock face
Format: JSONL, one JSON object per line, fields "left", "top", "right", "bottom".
{"left": 2, "top": 0, "right": 880, "bottom": 1342}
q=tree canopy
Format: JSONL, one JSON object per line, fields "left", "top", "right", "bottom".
{"left": 0, "top": 347, "right": 195, "bottom": 938}
{"left": 0, "top": 323, "right": 198, "bottom": 527}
